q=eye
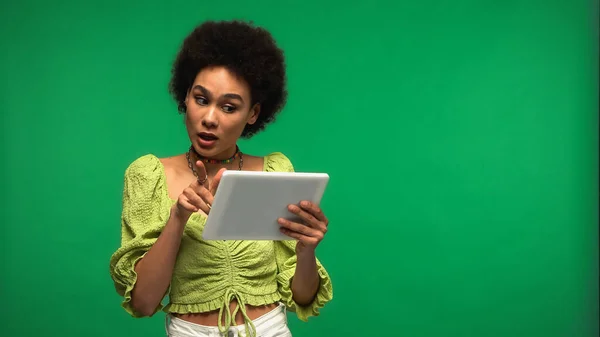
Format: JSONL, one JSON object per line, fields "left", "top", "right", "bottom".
{"left": 194, "top": 96, "right": 208, "bottom": 106}
{"left": 222, "top": 105, "right": 237, "bottom": 113}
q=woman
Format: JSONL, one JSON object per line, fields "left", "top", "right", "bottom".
{"left": 109, "top": 20, "right": 333, "bottom": 337}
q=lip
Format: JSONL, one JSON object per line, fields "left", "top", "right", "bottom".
{"left": 198, "top": 132, "right": 219, "bottom": 140}
{"left": 197, "top": 132, "right": 218, "bottom": 148}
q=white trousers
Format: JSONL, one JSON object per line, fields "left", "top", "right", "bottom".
{"left": 166, "top": 303, "right": 292, "bottom": 337}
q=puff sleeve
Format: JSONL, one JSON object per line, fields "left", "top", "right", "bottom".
{"left": 108, "top": 154, "right": 172, "bottom": 317}
{"left": 265, "top": 152, "right": 334, "bottom": 321}
{"left": 275, "top": 240, "right": 333, "bottom": 321}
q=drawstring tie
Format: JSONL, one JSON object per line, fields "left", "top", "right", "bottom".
{"left": 218, "top": 288, "right": 257, "bottom": 337}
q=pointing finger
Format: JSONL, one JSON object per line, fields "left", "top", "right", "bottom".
{"left": 195, "top": 160, "right": 209, "bottom": 189}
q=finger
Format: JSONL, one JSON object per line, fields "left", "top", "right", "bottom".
{"left": 199, "top": 198, "right": 212, "bottom": 214}
{"left": 185, "top": 186, "right": 214, "bottom": 214}
{"left": 177, "top": 195, "right": 199, "bottom": 213}
{"left": 298, "top": 201, "right": 327, "bottom": 223}
{"left": 189, "top": 177, "right": 213, "bottom": 199}
{"left": 279, "top": 227, "right": 303, "bottom": 241}
{"left": 193, "top": 182, "right": 214, "bottom": 201}
{"left": 279, "top": 227, "right": 319, "bottom": 246}
{"left": 187, "top": 192, "right": 211, "bottom": 214}
{"left": 287, "top": 204, "right": 327, "bottom": 232}
{"left": 183, "top": 187, "right": 205, "bottom": 210}
{"left": 210, "top": 168, "right": 227, "bottom": 196}
{"left": 278, "top": 218, "right": 323, "bottom": 239}
{"left": 195, "top": 160, "right": 209, "bottom": 189}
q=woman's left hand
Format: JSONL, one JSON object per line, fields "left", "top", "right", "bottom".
{"left": 278, "top": 201, "right": 329, "bottom": 252}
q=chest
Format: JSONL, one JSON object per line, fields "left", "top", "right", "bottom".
{"left": 175, "top": 212, "right": 277, "bottom": 270}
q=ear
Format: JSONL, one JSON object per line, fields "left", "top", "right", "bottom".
{"left": 184, "top": 90, "right": 190, "bottom": 107}
{"left": 247, "top": 103, "right": 261, "bottom": 125}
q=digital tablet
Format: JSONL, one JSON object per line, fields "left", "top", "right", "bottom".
{"left": 202, "top": 170, "right": 330, "bottom": 240}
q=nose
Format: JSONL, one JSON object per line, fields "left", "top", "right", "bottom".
{"left": 202, "top": 105, "right": 218, "bottom": 128}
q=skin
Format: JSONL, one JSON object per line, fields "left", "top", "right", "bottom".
{"left": 129, "top": 66, "right": 329, "bottom": 326}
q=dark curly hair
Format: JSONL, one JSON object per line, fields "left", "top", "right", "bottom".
{"left": 168, "top": 20, "right": 288, "bottom": 138}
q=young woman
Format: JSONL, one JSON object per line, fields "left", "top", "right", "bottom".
{"left": 109, "top": 20, "right": 333, "bottom": 337}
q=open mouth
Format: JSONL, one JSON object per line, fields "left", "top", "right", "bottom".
{"left": 198, "top": 132, "right": 218, "bottom": 141}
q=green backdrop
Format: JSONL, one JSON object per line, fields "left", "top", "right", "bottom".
{"left": 1, "top": 0, "right": 598, "bottom": 336}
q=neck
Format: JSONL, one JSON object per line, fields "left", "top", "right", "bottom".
{"left": 193, "top": 145, "right": 238, "bottom": 160}
{"left": 189, "top": 145, "right": 242, "bottom": 175}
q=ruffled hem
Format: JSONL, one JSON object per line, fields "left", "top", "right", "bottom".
{"left": 118, "top": 253, "right": 165, "bottom": 318}
{"left": 277, "top": 266, "right": 333, "bottom": 322}
{"left": 163, "top": 292, "right": 282, "bottom": 314}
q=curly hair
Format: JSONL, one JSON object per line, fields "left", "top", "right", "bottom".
{"left": 168, "top": 20, "right": 288, "bottom": 138}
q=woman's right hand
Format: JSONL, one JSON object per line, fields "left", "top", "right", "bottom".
{"left": 174, "top": 160, "right": 226, "bottom": 219}
{"left": 132, "top": 160, "right": 226, "bottom": 316}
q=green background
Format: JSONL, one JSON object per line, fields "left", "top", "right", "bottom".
{"left": 1, "top": 0, "right": 598, "bottom": 336}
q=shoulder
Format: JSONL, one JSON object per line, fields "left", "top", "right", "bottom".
{"left": 263, "top": 152, "right": 294, "bottom": 172}
{"left": 124, "top": 154, "right": 165, "bottom": 181}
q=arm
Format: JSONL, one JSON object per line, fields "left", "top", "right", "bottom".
{"left": 290, "top": 249, "right": 320, "bottom": 305}
{"left": 267, "top": 152, "right": 333, "bottom": 319}
{"left": 130, "top": 205, "right": 189, "bottom": 316}
{"left": 276, "top": 203, "right": 333, "bottom": 321}
{"left": 109, "top": 155, "right": 219, "bottom": 318}
{"left": 109, "top": 156, "right": 173, "bottom": 318}
{"left": 279, "top": 201, "right": 329, "bottom": 306}
{"left": 274, "top": 239, "right": 333, "bottom": 321}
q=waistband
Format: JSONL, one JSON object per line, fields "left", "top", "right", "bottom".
{"left": 166, "top": 302, "right": 286, "bottom": 337}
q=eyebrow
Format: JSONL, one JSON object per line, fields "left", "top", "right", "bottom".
{"left": 192, "top": 85, "right": 244, "bottom": 102}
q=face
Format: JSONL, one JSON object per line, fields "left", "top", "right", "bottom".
{"left": 184, "top": 66, "right": 259, "bottom": 159}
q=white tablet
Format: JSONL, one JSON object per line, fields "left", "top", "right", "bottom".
{"left": 202, "top": 170, "right": 330, "bottom": 240}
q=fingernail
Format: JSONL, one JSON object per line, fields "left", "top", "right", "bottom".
{"left": 301, "top": 201, "right": 309, "bottom": 207}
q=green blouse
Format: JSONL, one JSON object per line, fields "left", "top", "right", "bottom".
{"left": 109, "top": 152, "right": 333, "bottom": 334}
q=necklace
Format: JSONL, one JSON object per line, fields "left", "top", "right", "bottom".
{"left": 186, "top": 145, "right": 244, "bottom": 178}
{"left": 189, "top": 145, "right": 240, "bottom": 164}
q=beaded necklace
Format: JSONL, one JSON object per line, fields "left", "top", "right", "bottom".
{"left": 189, "top": 144, "right": 241, "bottom": 164}
{"left": 186, "top": 145, "right": 244, "bottom": 177}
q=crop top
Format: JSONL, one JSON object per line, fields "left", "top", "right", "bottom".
{"left": 108, "top": 152, "right": 333, "bottom": 336}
